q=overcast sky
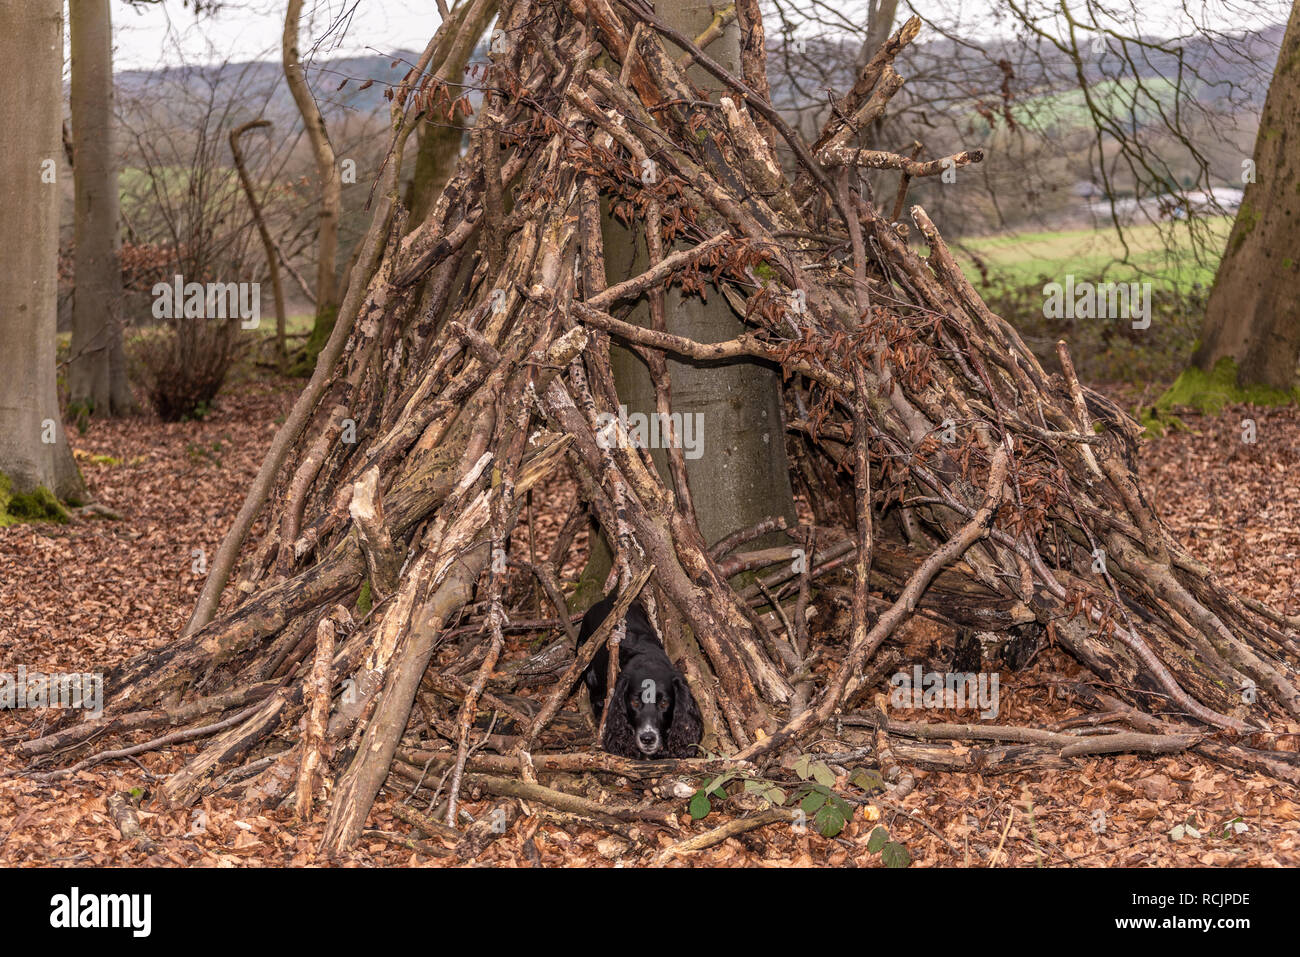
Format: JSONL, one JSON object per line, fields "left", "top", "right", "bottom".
{"left": 107, "top": 0, "right": 1290, "bottom": 72}
{"left": 112, "top": 0, "right": 438, "bottom": 70}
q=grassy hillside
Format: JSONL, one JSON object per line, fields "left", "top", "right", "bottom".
{"left": 950, "top": 217, "right": 1232, "bottom": 289}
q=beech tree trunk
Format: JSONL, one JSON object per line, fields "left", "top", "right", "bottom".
{"left": 605, "top": 0, "right": 797, "bottom": 551}
{"left": 0, "top": 0, "right": 84, "bottom": 502}
{"left": 20, "top": 1, "right": 1300, "bottom": 857}
{"left": 68, "top": 0, "right": 133, "bottom": 418}
{"left": 1192, "top": 1, "right": 1300, "bottom": 391}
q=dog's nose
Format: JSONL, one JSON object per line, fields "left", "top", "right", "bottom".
{"left": 638, "top": 731, "right": 659, "bottom": 751}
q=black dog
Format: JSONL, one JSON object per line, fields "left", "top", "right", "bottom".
{"left": 576, "top": 595, "right": 703, "bottom": 758}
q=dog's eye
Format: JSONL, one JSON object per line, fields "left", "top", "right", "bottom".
{"left": 658, "top": 698, "right": 669, "bottom": 710}
{"left": 630, "top": 699, "right": 640, "bottom": 710}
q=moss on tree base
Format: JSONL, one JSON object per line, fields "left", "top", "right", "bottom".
{"left": 0, "top": 472, "right": 71, "bottom": 527}
{"left": 1142, "top": 357, "right": 1299, "bottom": 435}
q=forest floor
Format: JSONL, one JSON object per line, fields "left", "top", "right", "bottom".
{"left": 1, "top": 376, "right": 1297, "bottom": 867}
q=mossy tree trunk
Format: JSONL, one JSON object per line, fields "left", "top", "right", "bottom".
{"left": 404, "top": 0, "right": 499, "bottom": 232}
{"left": 1192, "top": 2, "right": 1300, "bottom": 393}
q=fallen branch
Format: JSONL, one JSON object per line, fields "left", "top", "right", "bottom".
{"left": 653, "top": 807, "right": 799, "bottom": 863}
{"left": 106, "top": 791, "right": 160, "bottom": 855}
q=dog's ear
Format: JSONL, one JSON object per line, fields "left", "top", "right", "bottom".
{"left": 601, "top": 671, "right": 637, "bottom": 758}
{"left": 666, "top": 674, "right": 703, "bottom": 757}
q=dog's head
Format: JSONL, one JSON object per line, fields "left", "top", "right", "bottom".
{"left": 606, "top": 655, "right": 702, "bottom": 758}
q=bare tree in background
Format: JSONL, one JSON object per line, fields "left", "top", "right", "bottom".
{"left": 283, "top": 0, "right": 343, "bottom": 365}
{"left": 231, "top": 118, "right": 289, "bottom": 367}
{"left": 68, "top": 0, "right": 134, "bottom": 419}
{"left": 764, "top": 1, "right": 1279, "bottom": 246}
{"left": 116, "top": 53, "right": 302, "bottom": 418}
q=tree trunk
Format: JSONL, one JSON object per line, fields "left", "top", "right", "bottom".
{"left": 863, "top": 0, "right": 899, "bottom": 71}
{"left": 402, "top": 0, "right": 499, "bottom": 232}
{"left": 283, "top": 0, "right": 342, "bottom": 362}
{"left": 68, "top": 0, "right": 133, "bottom": 418}
{"left": 406, "top": 118, "right": 467, "bottom": 233}
{"left": 21, "top": 2, "right": 1300, "bottom": 853}
{"left": 606, "top": 0, "right": 797, "bottom": 551}
{"left": 230, "top": 120, "right": 289, "bottom": 369}
{"left": 1192, "top": 1, "right": 1300, "bottom": 392}
{"left": 0, "top": 0, "right": 85, "bottom": 502}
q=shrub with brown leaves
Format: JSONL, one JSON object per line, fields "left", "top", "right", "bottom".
{"left": 131, "top": 318, "right": 245, "bottom": 421}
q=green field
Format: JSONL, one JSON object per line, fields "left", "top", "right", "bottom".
{"left": 947, "top": 217, "right": 1232, "bottom": 290}
{"left": 1007, "top": 76, "right": 1182, "bottom": 132}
